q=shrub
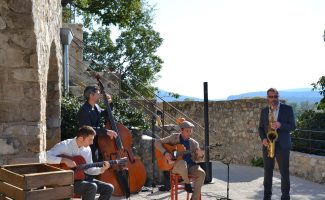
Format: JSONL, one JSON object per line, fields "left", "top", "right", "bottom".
{"left": 251, "top": 157, "right": 263, "bottom": 167}
{"left": 60, "top": 94, "right": 150, "bottom": 141}
{"left": 61, "top": 95, "right": 82, "bottom": 140}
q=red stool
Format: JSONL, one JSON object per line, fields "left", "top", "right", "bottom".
{"left": 170, "top": 172, "right": 202, "bottom": 200}
{"left": 73, "top": 194, "right": 81, "bottom": 198}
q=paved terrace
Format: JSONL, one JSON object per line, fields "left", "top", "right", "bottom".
{"left": 108, "top": 161, "right": 325, "bottom": 200}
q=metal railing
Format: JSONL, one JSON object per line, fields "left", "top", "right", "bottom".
{"left": 291, "top": 129, "right": 325, "bottom": 156}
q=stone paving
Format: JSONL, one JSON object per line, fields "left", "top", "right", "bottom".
{"left": 108, "top": 161, "right": 325, "bottom": 200}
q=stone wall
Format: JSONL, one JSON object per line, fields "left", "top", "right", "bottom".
{"left": 158, "top": 99, "right": 266, "bottom": 165}
{"left": 155, "top": 99, "right": 325, "bottom": 183}
{"left": 0, "top": 0, "right": 62, "bottom": 164}
{"left": 289, "top": 152, "right": 325, "bottom": 183}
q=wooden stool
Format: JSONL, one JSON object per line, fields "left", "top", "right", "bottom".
{"left": 170, "top": 172, "right": 202, "bottom": 200}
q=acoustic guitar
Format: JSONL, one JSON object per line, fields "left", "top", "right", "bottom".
{"left": 155, "top": 143, "right": 221, "bottom": 171}
{"left": 52, "top": 155, "right": 128, "bottom": 180}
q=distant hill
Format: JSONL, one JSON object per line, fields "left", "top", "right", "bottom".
{"left": 156, "top": 88, "right": 322, "bottom": 103}
{"left": 227, "top": 88, "right": 322, "bottom": 103}
{"left": 156, "top": 90, "right": 203, "bottom": 102}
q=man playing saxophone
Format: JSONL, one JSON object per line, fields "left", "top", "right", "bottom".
{"left": 258, "top": 88, "right": 296, "bottom": 200}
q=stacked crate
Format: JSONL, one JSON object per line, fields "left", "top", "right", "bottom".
{"left": 0, "top": 163, "right": 73, "bottom": 200}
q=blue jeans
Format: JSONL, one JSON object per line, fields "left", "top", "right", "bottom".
{"left": 74, "top": 178, "right": 114, "bottom": 200}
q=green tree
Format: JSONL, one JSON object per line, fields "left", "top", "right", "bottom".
{"left": 69, "top": 0, "right": 143, "bottom": 28}
{"left": 64, "top": 0, "right": 163, "bottom": 99}
{"left": 61, "top": 0, "right": 161, "bottom": 138}
{"left": 288, "top": 101, "right": 317, "bottom": 118}
{"left": 291, "top": 76, "right": 325, "bottom": 156}
{"left": 292, "top": 110, "right": 325, "bottom": 155}
{"left": 312, "top": 76, "right": 325, "bottom": 110}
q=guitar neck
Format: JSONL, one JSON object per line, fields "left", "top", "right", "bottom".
{"left": 76, "top": 160, "right": 119, "bottom": 170}
{"left": 176, "top": 149, "right": 192, "bottom": 157}
{"left": 175, "top": 143, "right": 221, "bottom": 156}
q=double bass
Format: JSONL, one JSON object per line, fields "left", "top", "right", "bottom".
{"left": 95, "top": 75, "right": 147, "bottom": 197}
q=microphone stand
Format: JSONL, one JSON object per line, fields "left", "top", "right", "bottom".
{"left": 219, "top": 156, "right": 233, "bottom": 200}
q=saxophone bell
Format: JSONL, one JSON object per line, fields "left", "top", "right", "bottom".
{"left": 267, "top": 130, "right": 278, "bottom": 158}
{"left": 266, "top": 105, "right": 278, "bottom": 158}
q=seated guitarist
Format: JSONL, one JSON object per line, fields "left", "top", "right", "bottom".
{"left": 47, "top": 125, "right": 114, "bottom": 200}
{"left": 155, "top": 120, "right": 205, "bottom": 200}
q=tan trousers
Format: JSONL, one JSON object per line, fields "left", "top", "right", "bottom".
{"left": 172, "top": 160, "right": 205, "bottom": 200}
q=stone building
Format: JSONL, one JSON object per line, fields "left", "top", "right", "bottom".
{"left": 0, "top": 0, "right": 62, "bottom": 164}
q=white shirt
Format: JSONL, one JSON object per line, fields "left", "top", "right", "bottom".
{"left": 46, "top": 137, "right": 101, "bottom": 175}
{"left": 269, "top": 102, "right": 280, "bottom": 121}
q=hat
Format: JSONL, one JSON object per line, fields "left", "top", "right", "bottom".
{"left": 179, "top": 121, "right": 194, "bottom": 129}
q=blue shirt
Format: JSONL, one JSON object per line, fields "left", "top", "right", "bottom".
{"left": 179, "top": 135, "right": 195, "bottom": 167}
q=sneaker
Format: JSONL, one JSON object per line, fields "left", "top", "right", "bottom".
{"left": 184, "top": 184, "right": 193, "bottom": 193}
{"left": 158, "top": 185, "right": 170, "bottom": 191}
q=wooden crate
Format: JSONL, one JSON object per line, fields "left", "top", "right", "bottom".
{"left": 0, "top": 163, "right": 74, "bottom": 200}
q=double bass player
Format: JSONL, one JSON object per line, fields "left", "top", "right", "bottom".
{"left": 79, "top": 76, "right": 147, "bottom": 198}
{"left": 77, "top": 85, "right": 118, "bottom": 162}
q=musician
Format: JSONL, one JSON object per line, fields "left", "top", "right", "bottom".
{"left": 258, "top": 88, "right": 296, "bottom": 200}
{"left": 155, "top": 120, "right": 205, "bottom": 200}
{"left": 77, "top": 86, "right": 117, "bottom": 162}
{"left": 47, "top": 126, "right": 114, "bottom": 200}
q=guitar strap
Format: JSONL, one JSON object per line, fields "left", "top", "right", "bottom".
{"left": 115, "top": 169, "right": 130, "bottom": 198}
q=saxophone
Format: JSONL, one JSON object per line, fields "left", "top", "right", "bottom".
{"left": 267, "top": 105, "right": 278, "bottom": 158}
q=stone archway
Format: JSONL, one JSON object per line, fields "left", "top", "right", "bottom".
{"left": 46, "top": 41, "right": 62, "bottom": 150}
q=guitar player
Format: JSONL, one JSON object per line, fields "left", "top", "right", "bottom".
{"left": 155, "top": 120, "right": 205, "bottom": 200}
{"left": 46, "top": 125, "right": 114, "bottom": 200}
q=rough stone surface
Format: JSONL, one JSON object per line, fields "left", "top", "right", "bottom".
{"left": 290, "top": 151, "right": 325, "bottom": 183}
{"left": 157, "top": 99, "right": 266, "bottom": 165}
{"left": 0, "top": 137, "right": 20, "bottom": 154}
{"left": 0, "top": 16, "right": 6, "bottom": 29}
{"left": 152, "top": 100, "right": 325, "bottom": 184}
{"left": 0, "top": 0, "right": 62, "bottom": 164}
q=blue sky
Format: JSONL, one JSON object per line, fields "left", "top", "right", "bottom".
{"left": 148, "top": 0, "right": 325, "bottom": 99}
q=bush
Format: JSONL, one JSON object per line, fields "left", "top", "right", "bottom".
{"left": 61, "top": 95, "right": 82, "bottom": 140}
{"left": 251, "top": 157, "right": 263, "bottom": 167}
{"left": 60, "top": 94, "right": 150, "bottom": 141}
{"left": 109, "top": 96, "right": 150, "bottom": 130}
{"left": 291, "top": 110, "right": 325, "bottom": 156}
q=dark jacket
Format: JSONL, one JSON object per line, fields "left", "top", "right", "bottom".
{"left": 77, "top": 102, "right": 107, "bottom": 135}
{"left": 258, "top": 103, "right": 296, "bottom": 150}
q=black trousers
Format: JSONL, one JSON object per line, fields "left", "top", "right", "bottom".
{"left": 263, "top": 146, "right": 290, "bottom": 200}
{"left": 90, "top": 135, "right": 103, "bottom": 162}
